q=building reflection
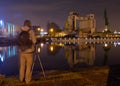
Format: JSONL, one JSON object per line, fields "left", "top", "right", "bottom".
{"left": 0, "top": 46, "right": 17, "bottom": 63}
{"left": 64, "top": 43, "right": 95, "bottom": 68}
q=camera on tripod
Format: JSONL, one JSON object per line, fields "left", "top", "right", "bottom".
{"left": 35, "top": 44, "right": 41, "bottom": 54}
{"left": 32, "top": 44, "right": 46, "bottom": 78}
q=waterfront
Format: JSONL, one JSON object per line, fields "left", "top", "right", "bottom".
{"left": 0, "top": 41, "right": 120, "bottom": 85}
{"left": 0, "top": 41, "right": 120, "bottom": 76}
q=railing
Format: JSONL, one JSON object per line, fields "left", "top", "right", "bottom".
{"left": 51, "top": 37, "right": 120, "bottom": 44}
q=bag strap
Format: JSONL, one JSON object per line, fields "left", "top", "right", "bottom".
{"left": 27, "top": 29, "right": 31, "bottom": 32}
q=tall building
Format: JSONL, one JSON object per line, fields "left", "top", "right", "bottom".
{"left": 66, "top": 12, "right": 96, "bottom": 36}
{"left": 79, "top": 14, "right": 96, "bottom": 34}
{"left": 0, "top": 20, "right": 20, "bottom": 38}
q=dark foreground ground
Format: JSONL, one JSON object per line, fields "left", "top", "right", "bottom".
{"left": 0, "top": 66, "right": 120, "bottom": 86}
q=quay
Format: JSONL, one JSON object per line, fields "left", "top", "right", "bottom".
{"left": 51, "top": 37, "right": 120, "bottom": 44}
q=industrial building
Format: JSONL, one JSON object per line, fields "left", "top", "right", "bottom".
{"left": 66, "top": 12, "right": 96, "bottom": 37}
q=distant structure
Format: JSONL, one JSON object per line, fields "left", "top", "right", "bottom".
{"left": 32, "top": 26, "right": 48, "bottom": 38}
{"left": 0, "top": 20, "right": 20, "bottom": 38}
{"left": 66, "top": 12, "right": 96, "bottom": 37}
{"left": 102, "top": 8, "right": 111, "bottom": 33}
{"left": 32, "top": 26, "right": 41, "bottom": 36}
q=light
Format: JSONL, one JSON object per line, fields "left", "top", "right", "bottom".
{"left": 0, "top": 20, "right": 3, "bottom": 25}
{"left": 114, "top": 30, "right": 117, "bottom": 34}
{"left": 104, "top": 43, "right": 108, "bottom": 47}
{"left": 0, "top": 54, "right": 4, "bottom": 62}
{"left": 40, "top": 43, "right": 44, "bottom": 47}
{"left": 40, "top": 29, "right": 44, "bottom": 32}
{"left": 50, "top": 45, "right": 54, "bottom": 52}
{"left": 59, "top": 43, "right": 64, "bottom": 47}
{"left": 37, "top": 28, "right": 41, "bottom": 31}
{"left": 104, "top": 28, "right": 108, "bottom": 31}
{"left": 37, "top": 47, "right": 41, "bottom": 53}
{"left": 114, "top": 42, "right": 117, "bottom": 47}
{"left": 50, "top": 28, "right": 54, "bottom": 32}
{"left": 0, "top": 20, "right": 4, "bottom": 28}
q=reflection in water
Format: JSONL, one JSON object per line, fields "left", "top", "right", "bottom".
{"left": 0, "top": 42, "right": 120, "bottom": 76}
{"left": 64, "top": 43, "right": 95, "bottom": 68}
{"left": 47, "top": 44, "right": 62, "bottom": 55}
{"left": 103, "top": 43, "right": 111, "bottom": 65}
{"left": 78, "top": 43, "right": 95, "bottom": 65}
{"left": 0, "top": 46, "right": 17, "bottom": 62}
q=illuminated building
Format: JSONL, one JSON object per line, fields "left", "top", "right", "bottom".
{"left": 0, "top": 20, "right": 20, "bottom": 38}
{"left": 32, "top": 26, "right": 47, "bottom": 38}
{"left": 66, "top": 12, "right": 96, "bottom": 36}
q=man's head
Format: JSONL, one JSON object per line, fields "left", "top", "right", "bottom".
{"left": 24, "top": 20, "right": 31, "bottom": 27}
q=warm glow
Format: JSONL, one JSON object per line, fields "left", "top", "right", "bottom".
{"left": 40, "top": 43, "right": 44, "bottom": 47}
{"left": 37, "top": 28, "right": 41, "bottom": 31}
{"left": 104, "top": 28, "right": 108, "bottom": 31}
{"left": 50, "top": 28, "right": 54, "bottom": 32}
{"left": 41, "top": 29, "right": 44, "bottom": 32}
{"left": 104, "top": 43, "right": 108, "bottom": 47}
{"left": 50, "top": 46, "right": 54, "bottom": 51}
{"left": 37, "top": 47, "right": 41, "bottom": 53}
{"left": 59, "top": 43, "right": 64, "bottom": 47}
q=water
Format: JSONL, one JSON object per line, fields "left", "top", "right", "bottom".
{"left": 0, "top": 42, "right": 120, "bottom": 76}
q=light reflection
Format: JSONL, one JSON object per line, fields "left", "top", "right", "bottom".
{"left": 0, "top": 46, "right": 17, "bottom": 62}
{"left": 59, "top": 43, "right": 64, "bottom": 47}
{"left": 50, "top": 45, "right": 54, "bottom": 52}
{"left": 40, "top": 43, "right": 44, "bottom": 47}
{"left": 37, "top": 47, "right": 41, "bottom": 53}
{"left": 47, "top": 44, "right": 62, "bottom": 55}
{"left": 0, "top": 54, "right": 4, "bottom": 62}
{"left": 102, "top": 43, "right": 111, "bottom": 65}
{"left": 104, "top": 43, "right": 108, "bottom": 47}
{"left": 113, "top": 42, "right": 120, "bottom": 47}
{"left": 114, "top": 42, "right": 117, "bottom": 47}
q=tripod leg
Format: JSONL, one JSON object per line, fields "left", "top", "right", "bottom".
{"left": 31, "top": 54, "right": 36, "bottom": 76}
{"left": 38, "top": 55, "right": 46, "bottom": 78}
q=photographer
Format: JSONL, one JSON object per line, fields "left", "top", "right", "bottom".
{"left": 18, "top": 20, "right": 37, "bottom": 84}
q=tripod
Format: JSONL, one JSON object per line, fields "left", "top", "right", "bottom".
{"left": 31, "top": 52, "right": 46, "bottom": 78}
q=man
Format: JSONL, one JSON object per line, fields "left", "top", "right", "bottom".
{"left": 19, "top": 20, "right": 36, "bottom": 84}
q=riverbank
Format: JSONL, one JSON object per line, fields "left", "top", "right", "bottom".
{"left": 0, "top": 66, "right": 117, "bottom": 86}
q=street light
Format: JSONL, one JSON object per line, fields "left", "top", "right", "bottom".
{"left": 37, "top": 27, "right": 41, "bottom": 31}
{"left": 40, "top": 28, "right": 44, "bottom": 36}
{"left": 40, "top": 29, "right": 44, "bottom": 32}
{"left": 50, "top": 28, "right": 54, "bottom": 33}
{"left": 49, "top": 28, "right": 54, "bottom": 37}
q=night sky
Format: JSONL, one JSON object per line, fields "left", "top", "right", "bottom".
{"left": 0, "top": 0, "right": 120, "bottom": 31}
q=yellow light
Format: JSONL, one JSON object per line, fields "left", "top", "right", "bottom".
{"left": 104, "top": 28, "right": 108, "bottom": 31}
{"left": 50, "top": 28, "right": 54, "bottom": 32}
{"left": 40, "top": 43, "right": 44, "bottom": 47}
{"left": 37, "top": 47, "right": 41, "bottom": 53}
{"left": 50, "top": 46, "right": 54, "bottom": 51}
{"left": 37, "top": 28, "right": 41, "bottom": 31}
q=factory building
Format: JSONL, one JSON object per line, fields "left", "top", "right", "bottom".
{"left": 66, "top": 12, "right": 96, "bottom": 37}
